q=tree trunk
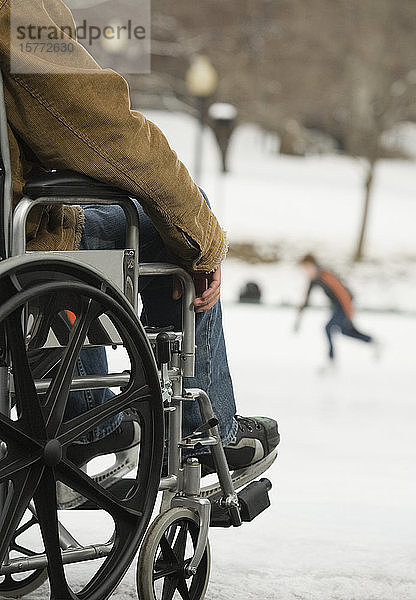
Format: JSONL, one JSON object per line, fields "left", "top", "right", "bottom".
{"left": 353, "top": 158, "right": 376, "bottom": 262}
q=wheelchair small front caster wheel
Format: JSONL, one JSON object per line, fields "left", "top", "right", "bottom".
{"left": 137, "top": 507, "right": 211, "bottom": 600}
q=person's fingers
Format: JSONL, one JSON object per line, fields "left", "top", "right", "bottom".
{"left": 194, "top": 283, "right": 220, "bottom": 305}
{"left": 194, "top": 279, "right": 221, "bottom": 312}
{"left": 194, "top": 276, "right": 219, "bottom": 301}
{"left": 195, "top": 295, "right": 220, "bottom": 312}
{"left": 201, "top": 277, "right": 221, "bottom": 299}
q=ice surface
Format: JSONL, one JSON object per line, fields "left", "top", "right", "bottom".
{"left": 204, "top": 306, "right": 416, "bottom": 600}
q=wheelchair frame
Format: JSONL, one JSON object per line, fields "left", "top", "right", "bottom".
{"left": 0, "top": 70, "right": 276, "bottom": 600}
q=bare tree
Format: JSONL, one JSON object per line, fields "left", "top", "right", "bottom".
{"left": 125, "top": 0, "right": 416, "bottom": 261}
{"left": 337, "top": 1, "right": 416, "bottom": 260}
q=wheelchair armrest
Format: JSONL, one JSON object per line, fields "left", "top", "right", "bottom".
{"left": 23, "top": 170, "right": 129, "bottom": 200}
{"left": 13, "top": 170, "right": 143, "bottom": 311}
{"left": 13, "top": 171, "right": 140, "bottom": 259}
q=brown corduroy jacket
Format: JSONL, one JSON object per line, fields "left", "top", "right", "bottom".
{"left": 0, "top": 0, "right": 227, "bottom": 271}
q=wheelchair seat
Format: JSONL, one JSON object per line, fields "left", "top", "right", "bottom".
{"left": 24, "top": 169, "right": 130, "bottom": 199}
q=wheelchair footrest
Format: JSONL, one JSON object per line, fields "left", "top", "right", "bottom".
{"left": 210, "top": 478, "right": 272, "bottom": 527}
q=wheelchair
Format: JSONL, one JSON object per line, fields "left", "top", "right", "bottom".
{"left": 0, "top": 70, "right": 277, "bottom": 600}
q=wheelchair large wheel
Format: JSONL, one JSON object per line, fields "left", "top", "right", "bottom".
{"left": 137, "top": 507, "right": 211, "bottom": 600}
{"left": 0, "top": 255, "right": 164, "bottom": 600}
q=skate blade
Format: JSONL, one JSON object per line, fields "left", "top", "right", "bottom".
{"left": 199, "top": 446, "right": 278, "bottom": 502}
{"left": 56, "top": 446, "right": 139, "bottom": 510}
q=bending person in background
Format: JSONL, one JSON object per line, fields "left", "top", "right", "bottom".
{"left": 295, "top": 254, "right": 376, "bottom": 369}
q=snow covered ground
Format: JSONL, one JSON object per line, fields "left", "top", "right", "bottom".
{"left": 206, "top": 306, "right": 416, "bottom": 600}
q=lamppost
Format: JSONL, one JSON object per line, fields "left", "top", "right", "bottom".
{"left": 186, "top": 55, "right": 218, "bottom": 183}
{"left": 208, "top": 102, "right": 237, "bottom": 173}
{"left": 206, "top": 103, "right": 237, "bottom": 225}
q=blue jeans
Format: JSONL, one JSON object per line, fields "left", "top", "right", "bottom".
{"left": 325, "top": 305, "right": 372, "bottom": 360}
{"left": 70, "top": 199, "right": 238, "bottom": 446}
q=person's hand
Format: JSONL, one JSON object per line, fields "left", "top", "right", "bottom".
{"left": 193, "top": 268, "right": 221, "bottom": 313}
{"left": 172, "top": 268, "right": 221, "bottom": 313}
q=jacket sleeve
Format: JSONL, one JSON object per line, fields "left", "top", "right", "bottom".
{"left": 0, "top": 0, "right": 227, "bottom": 272}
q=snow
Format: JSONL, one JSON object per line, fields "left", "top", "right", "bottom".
{"left": 142, "top": 110, "right": 416, "bottom": 264}
{"left": 206, "top": 306, "right": 416, "bottom": 600}
{"left": 22, "top": 111, "right": 416, "bottom": 598}
{"left": 141, "top": 110, "right": 416, "bottom": 313}
{"left": 382, "top": 122, "right": 416, "bottom": 158}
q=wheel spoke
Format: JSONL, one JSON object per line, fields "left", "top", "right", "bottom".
{"left": 161, "top": 573, "right": 180, "bottom": 600}
{"left": 160, "top": 532, "right": 179, "bottom": 565}
{"left": 57, "top": 460, "right": 143, "bottom": 520}
{"left": 173, "top": 521, "right": 189, "bottom": 563}
{"left": 0, "top": 412, "right": 42, "bottom": 450}
{"left": 0, "top": 465, "right": 44, "bottom": 567}
{"left": 27, "top": 292, "right": 61, "bottom": 351}
{"left": 43, "top": 299, "right": 101, "bottom": 437}
{"left": 13, "top": 515, "right": 38, "bottom": 538}
{"left": 29, "top": 347, "right": 64, "bottom": 380}
{"left": 0, "top": 452, "right": 42, "bottom": 484}
{"left": 177, "top": 576, "right": 192, "bottom": 600}
{"left": 154, "top": 563, "right": 181, "bottom": 581}
{"left": 57, "top": 384, "right": 150, "bottom": 447}
{"left": 6, "top": 310, "right": 45, "bottom": 438}
{"left": 11, "top": 542, "right": 37, "bottom": 557}
{"left": 33, "top": 468, "right": 75, "bottom": 600}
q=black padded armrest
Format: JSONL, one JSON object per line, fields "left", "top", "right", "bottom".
{"left": 24, "top": 170, "right": 130, "bottom": 200}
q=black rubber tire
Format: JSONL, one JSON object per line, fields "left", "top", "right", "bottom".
{"left": 0, "top": 256, "right": 164, "bottom": 600}
{"left": 0, "top": 573, "right": 48, "bottom": 599}
{"left": 0, "top": 570, "right": 47, "bottom": 599}
{"left": 137, "top": 507, "right": 211, "bottom": 600}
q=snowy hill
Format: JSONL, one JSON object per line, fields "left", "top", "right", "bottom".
{"left": 142, "top": 110, "right": 416, "bottom": 313}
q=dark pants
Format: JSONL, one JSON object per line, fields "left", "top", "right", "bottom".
{"left": 325, "top": 305, "right": 372, "bottom": 360}
{"left": 70, "top": 198, "right": 237, "bottom": 446}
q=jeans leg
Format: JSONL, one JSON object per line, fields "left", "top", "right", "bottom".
{"left": 185, "top": 303, "right": 237, "bottom": 444}
{"left": 140, "top": 273, "right": 237, "bottom": 442}
{"left": 137, "top": 204, "right": 237, "bottom": 444}
{"left": 73, "top": 201, "right": 237, "bottom": 446}
{"left": 325, "top": 314, "right": 337, "bottom": 360}
{"left": 67, "top": 205, "right": 129, "bottom": 444}
{"left": 65, "top": 349, "right": 120, "bottom": 444}
{"left": 341, "top": 320, "right": 373, "bottom": 344}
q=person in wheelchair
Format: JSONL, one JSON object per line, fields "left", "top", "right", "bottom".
{"left": 0, "top": 0, "right": 279, "bottom": 476}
